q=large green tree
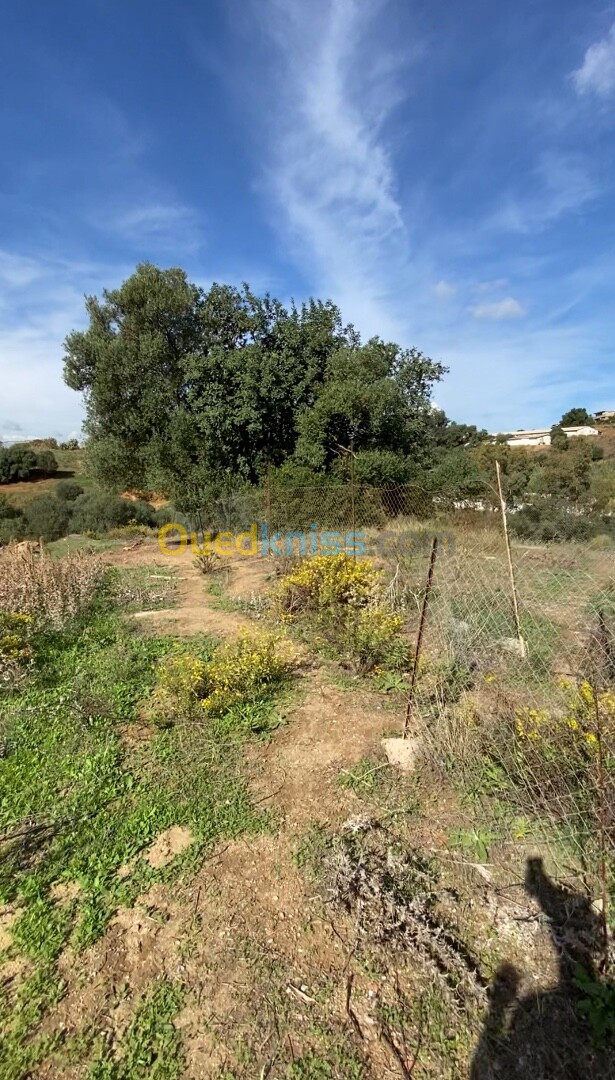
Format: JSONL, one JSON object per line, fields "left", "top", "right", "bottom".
{"left": 63, "top": 264, "right": 445, "bottom": 507}
{"left": 560, "top": 407, "right": 594, "bottom": 427}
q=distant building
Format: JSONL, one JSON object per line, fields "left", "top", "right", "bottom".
{"left": 503, "top": 425, "right": 599, "bottom": 447}
{"left": 595, "top": 410, "right": 615, "bottom": 422}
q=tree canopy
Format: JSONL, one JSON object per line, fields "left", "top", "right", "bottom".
{"left": 0, "top": 445, "right": 58, "bottom": 485}
{"left": 63, "top": 263, "right": 447, "bottom": 507}
{"left": 560, "top": 407, "right": 594, "bottom": 427}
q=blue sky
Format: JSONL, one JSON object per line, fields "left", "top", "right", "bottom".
{"left": 1, "top": 0, "right": 614, "bottom": 441}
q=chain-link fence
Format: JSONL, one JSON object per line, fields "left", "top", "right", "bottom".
{"left": 177, "top": 477, "right": 614, "bottom": 954}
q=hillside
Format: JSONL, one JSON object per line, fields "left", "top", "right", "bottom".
{"left": 0, "top": 448, "right": 93, "bottom": 510}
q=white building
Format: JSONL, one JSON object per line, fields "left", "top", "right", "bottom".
{"left": 502, "top": 425, "right": 599, "bottom": 447}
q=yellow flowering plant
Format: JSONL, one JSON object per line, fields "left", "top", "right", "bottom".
{"left": 145, "top": 650, "right": 208, "bottom": 726}
{"left": 199, "top": 631, "right": 293, "bottom": 717}
{"left": 275, "top": 553, "right": 407, "bottom": 672}
{"left": 352, "top": 605, "right": 406, "bottom": 673}
{"left": 514, "top": 680, "right": 614, "bottom": 755}
{"left": 0, "top": 611, "right": 34, "bottom": 687}
{"left": 275, "top": 553, "right": 378, "bottom": 617}
{"left": 146, "top": 632, "right": 293, "bottom": 725}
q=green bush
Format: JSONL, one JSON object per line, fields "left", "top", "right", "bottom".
{"left": 153, "top": 506, "right": 175, "bottom": 527}
{"left": 550, "top": 425, "right": 569, "bottom": 451}
{"left": 55, "top": 480, "right": 85, "bottom": 502}
{"left": 70, "top": 492, "right": 155, "bottom": 534}
{"left": 336, "top": 449, "right": 413, "bottom": 486}
{"left": 0, "top": 444, "right": 38, "bottom": 484}
{"left": 0, "top": 494, "right": 21, "bottom": 520}
{"left": 23, "top": 496, "right": 70, "bottom": 542}
{"left": 508, "top": 503, "right": 608, "bottom": 543}
{"left": 35, "top": 450, "right": 58, "bottom": 477}
{"left": 129, "top": 499, "right": 157, "bottom": 525}
{"left": 0, "top": 517, "right": 26, "bottom": 545}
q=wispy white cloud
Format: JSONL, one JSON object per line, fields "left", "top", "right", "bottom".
{"left": 262, "top": 0, "right": 412, "bottom": 339}
{"left": 474, "top": 278, "right": 509, "bottom": 295}
{"left": 490, "top": 152, "right": 600, "bottom": 233}
{"left": 434, "top": 280, "right": 456, "bottom": 300}
{"left": 98, "top": 200, "right": 202, "bottom": 254}
{"left": 573, "top": 23, "right": 615, "bottom": 98}
{"left": 247, "top": 0, "right": 615, "bottom": 430}
{"left": 470, "top": 297, "right": 525, "bottom": 320}
{"left": 0, "top": 249, "right": 130, "bottom": 442}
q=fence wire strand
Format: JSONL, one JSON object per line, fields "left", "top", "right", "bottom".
{"left": 186, "top": 479, "right": 614, "bottom": 947}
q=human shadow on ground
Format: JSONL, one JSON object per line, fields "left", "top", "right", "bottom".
{"left": 470, "top": 857, "right": 614, "bottom": 1079}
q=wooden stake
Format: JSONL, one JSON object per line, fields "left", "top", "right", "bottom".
{"left": 404, "top": 535, "right": 438, "bottom": 738}
{"left": 495, "top": 460, "right": 526, "bottom": 659}
{"left": 265, "top": 456, "right": 272, "bottom": 542}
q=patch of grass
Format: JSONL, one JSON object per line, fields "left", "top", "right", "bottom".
{"left": 46, "top": 535, "right": 124, "bottom": 557}
{"left": 0, "top": 598, "right": 274, "bottom": 1069}
{"left": 447, "top": 827, "right": 496, "bottom": 863}
{"left": 446, "top": 592, "right": 560, "bottom": 678}
{"left": 88, "top": 979, "right": 184, "bottom": 1079}
{"left": 0, "top": 964, "right": 66, "bottom": 1077}
{"left": 287, "top": 1045, "right": 366, "bottom": 1079}
{"left": 338, "top": 758, "right": 391, "bottom": 797}
{"left": 293, "top": 824, "right": 332, "bottom": 875}
{"left": 206, "top": 577, "right": 245, "bottom": 613}
{"left": 105, "top": 565, "right": 178, "bottom": 612}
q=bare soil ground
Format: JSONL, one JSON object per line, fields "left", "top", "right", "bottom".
{"left": 103, "top": 541, "right": 267, "bottom": 637}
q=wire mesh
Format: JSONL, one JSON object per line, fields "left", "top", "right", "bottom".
{"left": 186, "top": 477, "right": 615, "bottom": 939}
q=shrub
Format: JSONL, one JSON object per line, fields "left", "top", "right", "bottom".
{"left": 70, "top": 492, "right": 154, "bottom": 534}
{"left": 0, "top": 612, "right": 33, "bottom": 688}
{"left": 275, "top": 553, "right": 407, "bottom": 672}
{"left": 550, "top": 425, "right": 569, "bottom": 451}
{"left": 194, "top": 552, "right": 221, "bottom": 575}
{"left": 145, "top": 633, "right": 293, "bottom": 725}
{"left": 352, "top": 604, "right": 406, "bottom": 672}
{"left": 0, "top": 498, "right": 25, "bottom": 545}
{"left": 145, "top": 651, "right": 208, "bottom": 726}
{"left": 0, "top": 444, "right": 38, "bottom": 484}
{"left": 55, "top": 480, "right": 85, "bottom": 502}
{"left": 107, "top": 522, "right": 152, "bottom": 539}
{"left": 489, "top": 679, "right": 615, "bottom": 828}
{"left": 341, "top": 449, "right": 412, "bottom": 487}
{"left": 0, "top": 494, "right": 21, "bottom": 520}
{"left": 199, "top": 632, "right": 293, "bottom": 716}
{"left": 0, "top": 518, "right": 26, "bottom": 546}
{"left": 129, "top": 499, "right": 157, "bottom": 526}
{"left": 509, "top": 504, "right": 604, "bottom": 543}
{"left": 154, "top": 506, "right": 175, "bottom": 527}
{"left": 36, "top": 450, "right": 58, "bottom": 476}
{"left": 0, "top": 544, "right": 104, "bottom": 629}
{"left": 276, "top": 553, "right": 378, "bottom": 616}
{"left": 23, "top": 495, "right": 70, "bottom": 541}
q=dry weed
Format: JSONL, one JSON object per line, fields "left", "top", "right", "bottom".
{"left": 0, "top": 542, "right": 103, "bottom": 630}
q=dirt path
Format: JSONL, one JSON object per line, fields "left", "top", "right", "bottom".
{"left": 104, "top": 541, "right": 273, "bottom": 637}
{"left": 41, "top": 541, "right": 412, "bottom": 1077}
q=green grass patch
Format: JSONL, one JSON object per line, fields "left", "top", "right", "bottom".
{"left": 0, "top": 595, "right": 278, "bottom": 1074}
{"left": 105, "top": 565, "right": 178, "bottom": 612}
{"left": 87, "top": 979, "right": 184, "bottom": 1079}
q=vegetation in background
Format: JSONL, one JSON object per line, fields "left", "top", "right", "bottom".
{"left": 62, "top": 263, "right": 447, "bottom": 507}
{"left": 0, "top": 490, "right": 161, "bottom": 544}
{"left": 0, "top": 444, "right": 58, "bottom": 485}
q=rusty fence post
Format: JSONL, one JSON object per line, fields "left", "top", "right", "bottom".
{"left": 404, "top": 535, "right": 439, "bottom": 739}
